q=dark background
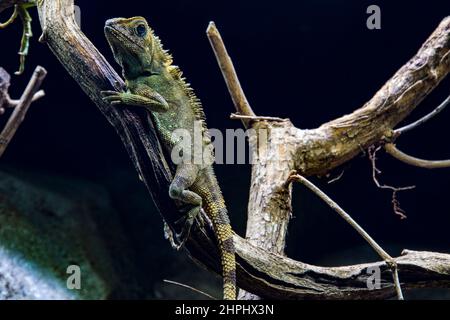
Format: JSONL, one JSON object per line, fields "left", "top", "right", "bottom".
{"left": 0, "top": 0, "right": 449, "bottom": 298}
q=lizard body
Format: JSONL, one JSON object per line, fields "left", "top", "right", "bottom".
{"left": 102, "top": 17, "right": 236, "bottom": 300}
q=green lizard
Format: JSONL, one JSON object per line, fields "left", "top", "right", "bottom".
{"left": 101, "top": 17, "right": 237, "bottom": 300}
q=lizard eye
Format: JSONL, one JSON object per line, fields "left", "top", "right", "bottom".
{"left": 135, "top": 24, "right": 147, "bottom": 37}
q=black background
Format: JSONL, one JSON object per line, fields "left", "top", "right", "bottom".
{"left": 0, "top": 0, "right": 449, "bottom": 298}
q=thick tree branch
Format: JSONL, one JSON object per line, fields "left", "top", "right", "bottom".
{"left": 294, "top": 17, "right": 450, "bottom": 176}
{"left": 235, "top": 241, "right": 450, "bottom": 299}
{"left": 230, "top": 113, "right": 286, "bottom": 122}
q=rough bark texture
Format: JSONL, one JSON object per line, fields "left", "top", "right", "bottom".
{"left": 0, "top": 0, "right": 448, "bottom": 299}
{"left": 245, "top": 121, "right": 297, "bottom": 254}
{"left": 239, "top": 121, "right": 297, "bottom": 299}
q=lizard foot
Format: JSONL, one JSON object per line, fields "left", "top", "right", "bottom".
{"left": 101, "top": 90, "right": 127, "bottom": 106}
{"left": 101, "top": 89, "right": 169, "bottom": 112}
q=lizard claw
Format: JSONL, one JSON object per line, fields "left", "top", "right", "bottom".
{"left": 101, "top": 90, "right": 123, "bottom": 105}
{"left": 101, "top": 90, "right": 122, "bottom": 98}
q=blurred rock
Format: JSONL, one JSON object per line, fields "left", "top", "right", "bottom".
{"left": 0, "top": 168, "right": 218, "bottom": 300}
{"left": 0, "top": 169, "right": 139, "bottom": 299}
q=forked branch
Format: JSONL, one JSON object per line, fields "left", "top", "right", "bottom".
{"left": 0, "top": 66, "right": 46, "bottom": 157}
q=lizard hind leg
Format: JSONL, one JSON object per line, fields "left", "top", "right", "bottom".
{"left": 169, "top": 164, "right": 202, "bottom": 248}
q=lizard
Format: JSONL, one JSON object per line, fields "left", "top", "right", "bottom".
{"left": 101, "top": 17, "right": 237, "bottom": 300}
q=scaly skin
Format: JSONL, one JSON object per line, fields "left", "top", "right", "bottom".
{"left": 102, "top": 17, "right": 236, "bottom": 300}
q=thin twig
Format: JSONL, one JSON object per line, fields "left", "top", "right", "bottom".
{"left": 0, "top": 65, "right": 46, "bottom": 157}
{"left": 207, "top": 21, "right": 255, "bottom": 128}
{"left": 286, "top": 174, "right": 404, "bottom": 300}
{"left": 327, "top": 169, "right": 346, "bottom": 184}
{"left": 395, "top": 94, "right": 450, "bottom": 135}
{"left": 163, "top": 280, "right": 217, "bottom": 300}
{"left": 368, "top": 146, "right": 415, "bottom": 219}
{"left": 385, "top": 143, "right": 450, "bottom": 169}
{"left": 230, "top": 113, "right": 286, "bottom": 122}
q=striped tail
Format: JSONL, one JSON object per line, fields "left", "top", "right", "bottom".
{"left": 195, "top": 170, "right": 236, "bottom": 300}
{"left": 211, "top": 208, "right": 236, "bottom": 300}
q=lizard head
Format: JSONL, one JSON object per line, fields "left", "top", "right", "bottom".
{"left": 104, "top": 17, "right": 170, "bottom": 78}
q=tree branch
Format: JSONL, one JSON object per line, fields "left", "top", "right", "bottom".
{"left": 293, "top": 17, "right": 450, "bottom": 176}
{"left": 0, "top": 65, "right": 46, "bottom": 157}
{"left": 395, "top": 94, "right": 450, "bottom": 135}
{"left": 385, "top": 143, "right": 450, "bottom": 169}
{"left": 207, "top": 22, "right": 255, "bottom": 128}
{"left": 230, "top": 113, "right": 286, "bottom": 122}
{"left": 234, "top": 241, "right": 450, "bottom": 299}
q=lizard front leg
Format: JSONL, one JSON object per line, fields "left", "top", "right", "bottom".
{"left": 101, "top": 88, "right": 169, "bottom": 113}
{"left": 169, "top": 164, "right": 203, "bottom": 248}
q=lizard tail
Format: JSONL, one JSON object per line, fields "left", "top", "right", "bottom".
{"left": 211, "top": 207, "right": 237, "bottom": 300}
{"left": 196, "top": 170, "right": 236, "bottom": 299}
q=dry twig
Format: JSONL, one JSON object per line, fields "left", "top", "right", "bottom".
{"left": 230, "top": 113, "right": 286, "bottom": 122}
{"left": 385, "top": 143, "right": 450, "bottom": 169}
{"left": 163, "top": 280, "right": 217, "bottom": 300}
{"left": 395, "top": 94, "right": 450, "bottom": 135}
{"left": 207, "top": 21, "right": 255, "bottom": 128}
{"left": 368, "top": 146, "right": 415, "bottom": 219}
{"left": 0, "top": 65, "right": 46, "bottom": 157}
